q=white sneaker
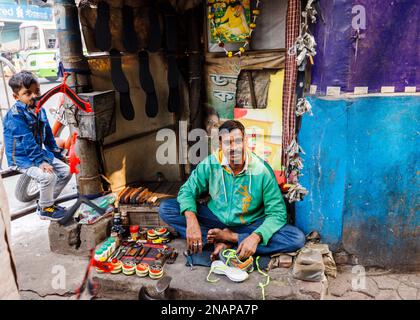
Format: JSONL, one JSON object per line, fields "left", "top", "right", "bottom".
{"left": 207, "top": 260, "right": 249, "bottom": 283}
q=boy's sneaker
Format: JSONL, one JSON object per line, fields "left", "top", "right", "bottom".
{"left": 53, "top": 203, "right": 66, "bottom": 210}
{"left": 37, "top": 205, "right": 66, "bottom": 221}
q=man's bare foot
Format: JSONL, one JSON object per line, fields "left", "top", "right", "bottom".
{"left": 211, "top": 242, "right": 233, "bottom": 261}
{"left": 207, "top": 228, "right": 238, "bottom": 244}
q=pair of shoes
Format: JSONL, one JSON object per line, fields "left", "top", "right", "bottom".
{"left": 36, "top": 204, "right": 66, "bottom": 221}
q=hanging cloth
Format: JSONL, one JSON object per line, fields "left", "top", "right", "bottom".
{"left": 281, "top": 0, "right": 301, "bottom": 166}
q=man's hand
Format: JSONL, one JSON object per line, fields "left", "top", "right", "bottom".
{"left": 237, "top": 232, "right": 261, "bottom": 260}
{"left": 185, "top": 211, "right": 203, "bottom": 254}
{"left": 39, "top": 162, "right": 54, "bottom": 174}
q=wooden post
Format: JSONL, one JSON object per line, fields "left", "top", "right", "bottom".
{"left": 54, "top": 0, "right": 103, "bottom": 195}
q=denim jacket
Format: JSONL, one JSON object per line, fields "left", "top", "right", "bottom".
{"left": 3, "top": 100, "right": 63, "bottom": 169}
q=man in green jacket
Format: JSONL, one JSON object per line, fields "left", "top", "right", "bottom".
{"left": 159, "top": 120, "right": 305, "bottom": 259}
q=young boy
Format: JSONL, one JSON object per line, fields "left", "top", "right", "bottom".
{"left": 3, "top": 71, "right": 72, "bottom": 220}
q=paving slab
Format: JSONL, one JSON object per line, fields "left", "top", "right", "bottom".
{"left": 11, "top": 213, "right": 89, "bottom": 298}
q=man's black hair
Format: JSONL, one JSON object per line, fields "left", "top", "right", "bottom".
{"left": 8, "top": 71, "right": 39, "bottom": 94}
{"left": 218, "top": 120, "right": 245, "bottom": 137}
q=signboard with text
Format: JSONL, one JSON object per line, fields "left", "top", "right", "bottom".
{"left": 0, "top": 4, "right": 53, "bottom": 22}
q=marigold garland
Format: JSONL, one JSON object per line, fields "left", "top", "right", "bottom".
{"left": 208, "top": 0, "right": 261, "bottom": 57}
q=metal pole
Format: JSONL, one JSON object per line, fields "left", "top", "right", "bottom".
{"left": 0, "top": 61, "right": 11, "bottom": 112}
{"left": 53, "top": 0, "right": 103, "bottom": 196}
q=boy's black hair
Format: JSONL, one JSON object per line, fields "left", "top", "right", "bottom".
{"left": 8, "top": 71, "right": 39, "bottom": 94}
{"left": 218, "top": 120, "right": 245, "bottom": 137}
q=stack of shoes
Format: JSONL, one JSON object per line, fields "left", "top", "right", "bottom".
{"left": 136, "top": 263, "right": 150, "bottom": 277}
{"left": 122, "top": 263, "right": 136, "bottom": 276}
{"left": 117, "top": 186, "right": 154, "bottom": 205}
{"left": 110, "top": 259, "right": 123, "bottom": 274}
{"left": 149, "top": 264, "right": 164, "bottom": 280}
{"left": 219, "top": 249, "right": 254, "bottom": 273}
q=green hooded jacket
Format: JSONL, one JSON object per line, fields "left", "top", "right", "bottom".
{"left": 177, "top": 150, "right": 287, "bottom": 245}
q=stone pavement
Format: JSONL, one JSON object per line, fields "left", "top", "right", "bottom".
{"left": 10, "top": 213, "right": 420, "bottom": 300}
{"left": 326, "top": 265, "right": 419, "bottom": 300}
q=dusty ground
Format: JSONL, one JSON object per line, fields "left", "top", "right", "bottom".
{"left": 10, "top": 213, "right": 420, "bottom": 300}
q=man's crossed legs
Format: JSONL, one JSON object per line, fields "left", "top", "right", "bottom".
{"left": 159, "top": 198, "right": 305, "bottom": 258}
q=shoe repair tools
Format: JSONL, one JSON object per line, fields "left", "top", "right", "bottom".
{"left": 130, "top": 187, "right": 144, "bottom": 204}
{"left": 58, "top": 195, "right": 107, "bottom": 226}
{"left": 149, "top": 264, "right": 164, "bottom": 280}
{"left": 122, "top": 263, "right": 136, "bottom": 276}
{"left": 35, "top": 73, "right": 92, "bottom": 114}
{"left": 183, "top": 250, "right": 194, "bottom": 270}
{"left": 136, "top": 246, "right": 151, "bottom": 264}
{"left": 166, "top": 250, "right": 178, "bottom": 264}
{"left": 110, "top": 259, "right": 123, "bottom": 274}
{"left": 136, "top": 263, "right": 150, "bottom": 277}
{"left": 147, "top": 229, "right": 158, "bottom": 240}
{"left": 130, "top": 225, "right": 140, "bottom": 241}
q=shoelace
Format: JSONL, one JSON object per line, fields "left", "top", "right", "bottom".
{"left": 256, "top": 256, "right": 270, "bottom": 300}
{"left": 221, "top": 249, "right": 238, "bottom": 266}
{"left": 206, "top": 264, "right": 225, "bottom": 283}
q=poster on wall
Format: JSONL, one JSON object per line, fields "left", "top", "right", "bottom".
{"left": 209, "top": 0, "right": 251, "bottom": 43}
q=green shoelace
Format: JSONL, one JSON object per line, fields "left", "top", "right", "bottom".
{"left": 206, "top": 249, "right": 270, "bottom": 300}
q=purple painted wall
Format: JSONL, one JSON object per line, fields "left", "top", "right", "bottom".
{"left": 311, "top": 0, "right": 419, "bottom": 94}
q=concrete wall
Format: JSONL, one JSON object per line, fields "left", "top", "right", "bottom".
{"left": 296, "top": 95, "right": 419, "bottom": 270}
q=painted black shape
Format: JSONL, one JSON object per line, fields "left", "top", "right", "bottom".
{"left": 147, "top": 4, "right": 162, "bottom": 52}
{"left": 145, "top": 93, "right": 158, "bottom": 118}
{"left": 138, "top": 50, "right": 159, "bottom": 118}
{"left": 119, "top": 92, "right": 135, "bottom": 121}
{"left": 94, "top": 1, "right": 111, "bottom": 51}
{"left": 122, "top": 5, "right": 139, "bottom": 53}
{"left": 109, "top": 49, "right": 129, "bottom": 93}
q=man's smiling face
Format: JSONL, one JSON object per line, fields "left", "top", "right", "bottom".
{"left": 220, "top": 128, "right": 246, "bottom": 166}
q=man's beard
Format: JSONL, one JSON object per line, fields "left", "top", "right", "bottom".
{"left": 229, "top": 150, "right": 243, "bottom": 165}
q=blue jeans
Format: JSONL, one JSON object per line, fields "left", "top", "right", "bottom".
{"left": 19, "top": 158, "right": 72, "bottom": 208}
{"left": 159, "top": 198, "right": 306, "bottom": 255}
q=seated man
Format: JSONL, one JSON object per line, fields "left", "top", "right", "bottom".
{"left": 3, "top": 71, "right": 72, "bottom": 220}
{"left": 159, "top": 120, "right": 305, "bottom": 260}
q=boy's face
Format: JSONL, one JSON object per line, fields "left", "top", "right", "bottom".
{"left": 13, "top": 82, "right": 41, "bottom": 107}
